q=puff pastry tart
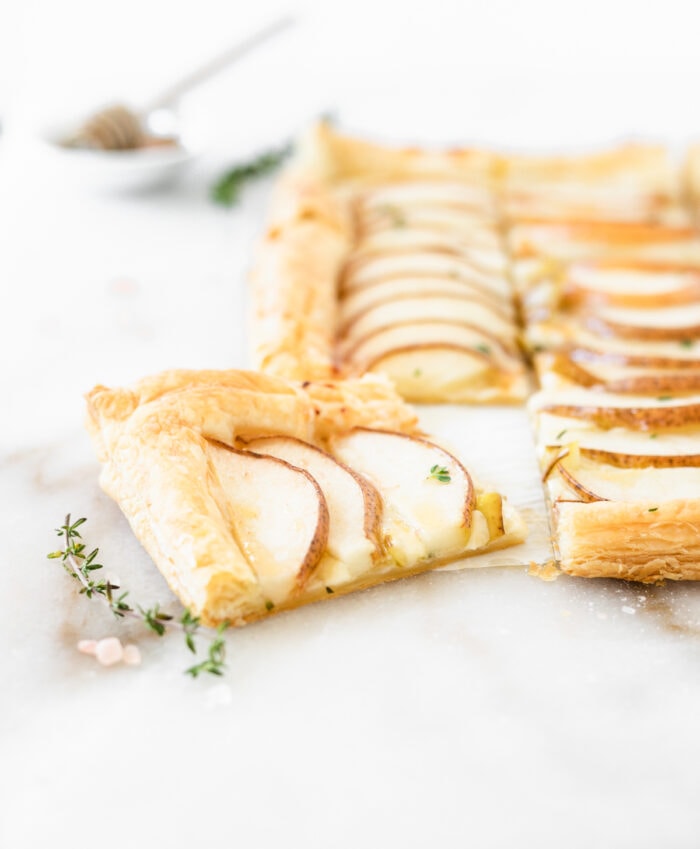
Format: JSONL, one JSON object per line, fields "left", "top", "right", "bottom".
{"left": 501, "top": 145, "right": 700, "bottom": 581}
{"left": 250, "top": 123, "right": 529, "bottom": 403}
{"left": 85, "top": 369, "right": 527, "bottom": 625}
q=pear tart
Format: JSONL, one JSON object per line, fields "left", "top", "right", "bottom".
{"left": 85, "top": 369, "right": 527, "bottom": 625}
{"left": 250, "top": 123, "right": 529, "bottom": 403}
{"left": 249, "top": 125, "right": 700, "bottom": 582}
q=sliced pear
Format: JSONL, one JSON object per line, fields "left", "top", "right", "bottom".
{"left": 360, "top": 181, "right": 495, "bottom": 212}
{"left": 358, "top": 212, "right": 501, "bottom": 247}
{"left": 536, "top": 410, "right": 700, "bottom": 456}
{"left": 603, "top": 373, "right": 700, "bottom": 394}
{"left": 365, "top": 347, "right": 496, "bottom": 402}
{"left": 206, "top": 441, "right": 329, "bottom": 605}
{"left": 547, "top": 452, "right": 700, "bottom": 503}
{"left": 504, "top": 191, "right": 669, "bottom": 224}
{"left": 338, "top": 296, "right": 516, "bottom": 348}
{"left": 359, "top": 345, "right": 527, "bottom": 403}
{"left": 329, "top": 428, "right": 475, "bottom": 563}
{"left": 245, "top": 436, "right": 383, "bottom": 580}
{"left": 578, "top": 447, "right": 700, "bottom": 468}
{"left": 565, "top": 337, "right": 700, "bottom": 369}
{"left": 342, "top": 250, "right": 511, "bottom": 298}
{"left": 539, "top": 353, "right": 700, "bottom": 394}
{"left": 538, "top": 402, "right": 700, "bottom": 431}
{"left": 528, "top": 319, "right": 700, "bottom": 365}
{"left": 339, "top": 275, "right": 510, "bottom": 326}
{"left": 509, "top": 222, "right": 700, "bottom": 265}
{"left": 531, "top": 388, "right": 700, "bottom": 430}
{"left": 538, "top": 353, "right": 602, "bottom": 388}
{"left": 345, "top": 232, "right": 507, "bottom": 276}
{"left": 342, "top": 321, "right": 521, "bottom": 371}
{"left": 566, "top": 263, "right": 700, "bottom": 308}
{"left": 586, "top": 301, "right": 700, "bottom": 341}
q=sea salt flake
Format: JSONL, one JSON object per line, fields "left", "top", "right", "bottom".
{"left": 77, "top": 639, "right": 98, "bottom": 656}
{"left": 95, "top": 637, "right": 124, "bottom": 666}
{"left": 122, "top": 644, "right": 142, "bottom": 666}
{"left": 621, "top": 606, "right": 636, "bottom": 615}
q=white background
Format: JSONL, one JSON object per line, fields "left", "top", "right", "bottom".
{"left": 3, "top": 2, "right": 700, "bottom": 847}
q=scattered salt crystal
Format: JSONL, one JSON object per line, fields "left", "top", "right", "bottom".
{"left": 77, "top": 639, "right": 98, "bottom": 656}
{"left": 638, "top": 595, "right": 647, "bottom": 603}
{"left": 95, "top": 637, "right": 124, "bottom": 666}
{"left": 122, "top": 644, "right": 142, "bottom": 666}
{"left": 621, "top": 606, "right": 636, "bottom": 615}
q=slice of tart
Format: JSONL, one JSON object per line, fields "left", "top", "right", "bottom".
{"left": 85, "top": 369, "right": 527, "bottom": 625}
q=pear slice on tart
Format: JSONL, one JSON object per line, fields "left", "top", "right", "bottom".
{"left": 338, "top": 296, "right": 517, "bottom": 348}
{"left": 503, "top": 191, "right": 673, "bottom": 224}
{"left": 509, "top": 222, "right": 700, "bottom": 266}
{"left": 341, "top": 264, "right": 512, "bottom": 305}
{"left": 347, "top": 242, "right": 508, "bottom": 279}
{"left": 535, "top": 407, "right": 700, "bottom": 456}
{"left": 531, "top": 388, "right": 700, "bottom": 431}
{"left": 545, "top": 450, "right": 700, "bottom": 504}
{"left": 564, "top": 262, "right": 700, "bottom": 308}
{"left": 357, "top": 211, "right": 501, "bottom": 246}
{"left": 341, "top": 250, "right": 511, "bottom": 298}
{"left": 338, "top": 291, "right": 515, "bottom": 342}
{"left": 537, "top": 352, "right": 700, "bottom": 395}
{"left": 529, "top": 320, "right": 700, "bottom": 368}
{"left": 359, "top": 181, "right": 496, "bottom": 213}
{"left": 359, "top": 208, "right": 498, "bottom": 241}
{"left": 244, "top": 436, "right": 383, "bottom": 580}
{"left": 360, "top": 345, "right": 525, "bottom": 403}
{"left": 583, "top": 301, "right": 700, "bottom": 342}
{"left": 538, "top": 401, "right": 700, "bottom": 431}
{"left": 341, "top": 320, "right": 522, "bottom": 370}
{"left": 338, "top": 275, "right": 512, "bottom": 326}
{"left": 576, "top": 447, "right": 700, "bottom": 469}
{"left": 206, "top": 442, "right": 329, "bottom": 605}
{"left": 329, "top": 428, "right": 477, "bottom": 563}
{"left": 352, "top": 224, "right": 499, "bottom": 251}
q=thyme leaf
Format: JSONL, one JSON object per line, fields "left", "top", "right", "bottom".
{"left": 428, "top": 464, "right": 451, "bottom": 483}
{"left": 211, "top": 144, "right": 292, "bottom": 207}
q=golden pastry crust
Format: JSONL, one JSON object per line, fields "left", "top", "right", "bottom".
{"left": 554, "top": 499, "right": 700, "bottom": 582}
{"left": 86, "top": 368, "right": 527, "bottom": 625}
{"left": 249, "top": 176, "right": 351, "bottom": 380}
{"left": 295, "top": 121, "right": 500, "bottom": 185}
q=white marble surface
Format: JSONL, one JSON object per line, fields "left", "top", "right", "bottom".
{"left": 4, "top": 2, "right": 700, "bottom": 847}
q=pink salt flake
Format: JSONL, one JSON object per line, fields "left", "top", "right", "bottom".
{"left": 95, "top": 637, "right": 124, "bottom": 666}
{"left": 122, "top": 644, "right": 142, "bottom": 666}
{"left": 77, "top": 639, "right": 98, "bottom": 656}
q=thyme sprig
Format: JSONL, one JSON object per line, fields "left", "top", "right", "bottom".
{"left": 428, "top": 464, "right": 451, "bottom": 484}
{"left": 211, "top": 143, "right": 292, "bottom": 207}
{"left": 48, "top": 514, "right": 229, "bottom": 677}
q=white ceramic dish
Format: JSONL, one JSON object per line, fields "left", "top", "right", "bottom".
{"left": 29, "top": 114, "right": 200, "bottom": 193}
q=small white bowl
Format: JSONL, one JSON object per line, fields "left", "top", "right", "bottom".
{"left": 29, "top": 114, "right": 200, "bottom": 193}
